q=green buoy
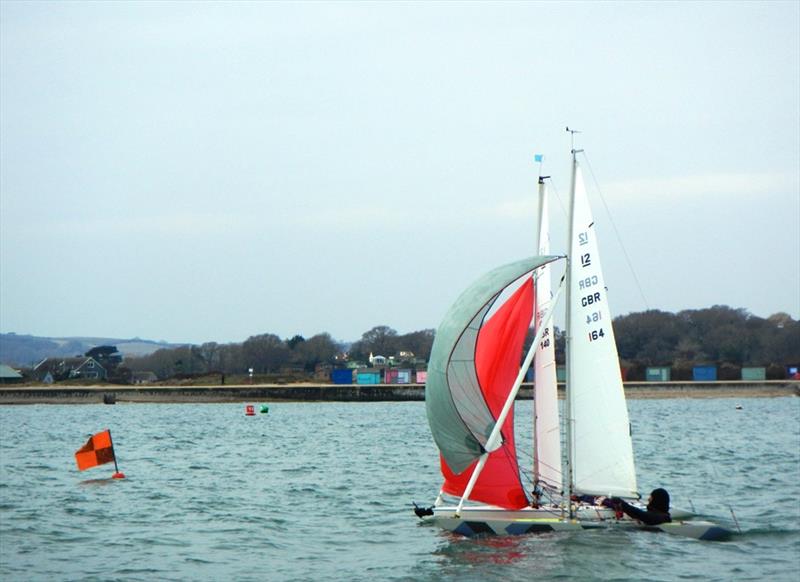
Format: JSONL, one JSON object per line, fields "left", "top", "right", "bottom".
{"left": 260, "top": 405, "right": 269, "bottom": 414}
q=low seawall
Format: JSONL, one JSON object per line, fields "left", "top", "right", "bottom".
{"left": 0, "top": 381, "right": 797, "bottom": 404}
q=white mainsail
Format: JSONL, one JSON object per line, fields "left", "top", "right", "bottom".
{"left": 533, "top": 178, "right": 562, "bottom": 492}
{"left": 566, "top": 162, "right": 638, "bottom": 498}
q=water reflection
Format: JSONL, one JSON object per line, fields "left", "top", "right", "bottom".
{"left": 432, "top": 529, "right": 570, "bottom": 576}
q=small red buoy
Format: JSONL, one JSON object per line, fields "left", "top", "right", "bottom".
{"left": 112, "top": 472, "right": 126, "bottom": 479}
{"left": 245, "top": 405, "right": 255, "bottom": 416}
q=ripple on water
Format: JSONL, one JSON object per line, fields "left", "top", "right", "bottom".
{"left": 0, "top": 399, "right": 798, "bottom": 581}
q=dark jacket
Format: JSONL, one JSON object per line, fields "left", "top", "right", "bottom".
{"left": 607, "top": 489, "right": 671, "bottom": 525}
{"left": 617, "top": 499, "right": 672, "bottom": 525}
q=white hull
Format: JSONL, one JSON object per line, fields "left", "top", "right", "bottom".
{"left": 423, "top": 505, "right": 729, "bottom": 541}
{"left": 429, "top": 502, "right": 693, "bottom": 521}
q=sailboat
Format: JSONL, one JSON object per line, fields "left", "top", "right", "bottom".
{"left": 415, "top": 147, "right": 731, "bottom": 541}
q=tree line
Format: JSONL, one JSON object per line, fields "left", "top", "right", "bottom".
{"left": 610, "top": 306, "right": 799, "bottom": 379}
{"left": 112, "top": 306, "right": 800, "bottom": 382}
{"left": 536, "top": 306, "right": 798, "bottom": 380}
{"left": 124, "top": 326, "right": 435, "bottom": 381}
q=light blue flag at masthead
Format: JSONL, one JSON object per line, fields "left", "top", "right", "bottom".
{"left": 534, "top": 154, "right": 544, "bottom": 163}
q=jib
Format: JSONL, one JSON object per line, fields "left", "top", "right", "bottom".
{"left": 581, "top": 292, "right": 601, "bottom": 307}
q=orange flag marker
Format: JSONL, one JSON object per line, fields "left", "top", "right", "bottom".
{"left": 75, "top": 429, "right": 125, "bottom": 478}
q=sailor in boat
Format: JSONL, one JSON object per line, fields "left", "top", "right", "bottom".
{"left": 605, "top": 488, "right": 672, "bottom": 526}
{"left": 530, "top": 486, "right": 545, "bottom": 509}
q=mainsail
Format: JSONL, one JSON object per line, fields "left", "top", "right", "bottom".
{"left": 533, "top": 179, "right": 562, "bottom": 492}
{"left": 426, "top": 256, "right": 563, "bottom": 509}
{"left": 566, "top": 163, "right": 638, "bottom": 498}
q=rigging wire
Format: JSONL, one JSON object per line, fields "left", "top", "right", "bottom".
{"left": 517, "top": 445, "right": 564, "bottom": 481}
{"left": 580, "top": 152, "right": 651, "bottom": 311}
{"left": 709, "top": 463, "right": 743, "bottom": 533}
{"left": 515, "top": 431, "right": 564, "bottom": 506}
{"left": 498, "top": 435, "right": 528, "bottom": 495}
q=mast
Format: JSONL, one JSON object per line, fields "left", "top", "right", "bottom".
{"left": 532, "top": 176, "right": 545, "bottom": 486}
{"left": 565, "top": 130, "right": 582, "bottom": 517}
{"left": 531, "top": 165, "right": 563, "bottom": 496}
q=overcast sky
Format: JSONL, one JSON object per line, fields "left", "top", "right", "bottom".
{"left": 1, "top": 1, "right": 798, "bottom": 345}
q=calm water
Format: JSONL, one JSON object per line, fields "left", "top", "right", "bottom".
{"left": 1, "top": 398, "right": 798, "bottom": 581}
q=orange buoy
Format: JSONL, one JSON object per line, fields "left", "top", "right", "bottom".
{"left": 245, "top": 404, "right": 255, "bottom": 416}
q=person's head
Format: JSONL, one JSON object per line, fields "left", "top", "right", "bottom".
{"left": 647, "top": 488, "right": 670, "bottom": 513}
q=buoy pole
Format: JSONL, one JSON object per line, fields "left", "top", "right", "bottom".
{"left": 108, "top": 430, "right": 125, "bottom": 479}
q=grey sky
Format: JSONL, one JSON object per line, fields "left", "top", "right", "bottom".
{"left": 1, "top": 1, "right": 798, "bottom": 345}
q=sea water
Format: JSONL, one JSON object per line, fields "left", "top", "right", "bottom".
{"left": 1, "top": 397, "right": 798, "bottom": 581}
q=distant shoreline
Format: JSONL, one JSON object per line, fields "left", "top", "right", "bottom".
{"left": 0, "top": 381, "right": 797, "bottom": 404}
